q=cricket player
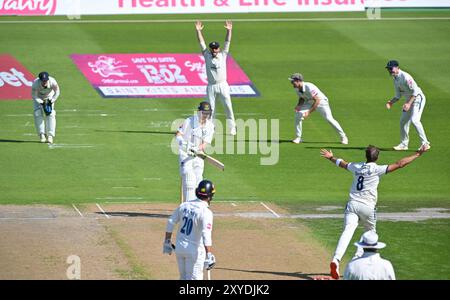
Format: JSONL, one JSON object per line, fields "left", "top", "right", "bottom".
{"left": 195, "top": 20, "right": 237, "bottom": 136}
{"left": 385, "top": 60, "right": 431, "bottom": 151}
{"left": 344, "top": 231, "right": 395, "bottom": 280}
{"left": 31, "top": 71, "right": 60, "bottom": 144}
{"left": 320, "top": 144, "right": 428, "bottom": 280}
{"left": 163, "top": 179, "right": 216, "bottom": 280}
{"left": 176, "top": 101, "right": 215, "bottom": 202}
{"left": 289, "top": 73, "right": 348, "bottom": 144}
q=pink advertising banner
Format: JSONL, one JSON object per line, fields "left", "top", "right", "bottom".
{"left": 70, "top": 53, "right": 259, "bottom": 98}
{"left": 0, "top": 54, "right": 34, "bottom": 100}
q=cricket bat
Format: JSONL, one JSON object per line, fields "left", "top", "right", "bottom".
{"left": 196, "top": 151, "right": 225, "bottom": 171}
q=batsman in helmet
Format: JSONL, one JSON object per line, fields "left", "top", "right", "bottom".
{"left": 175, "top": 101, "right": 215, "bottom": 202}
{"left": 163, "top": 179, "right": 216, "bottom": 280}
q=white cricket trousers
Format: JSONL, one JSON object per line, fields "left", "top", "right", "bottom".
{"left": 333, "top": 200, "right": 376, "bottom": 262}
{"left": 176, "top": 248, "right": 206, "bottom": 280}
{"left": 295, "top": 100, "right": 346, "bottom": 139}
{"left": 33, "top": 102, "right": 56, "bottom": 137}
{"left": 399, "top": 94, "right": 429, "bottom": 146}
{"left": 180, "top": 157, "right": 204, "bottom": 202}
{"left": 206, "top": 82, "right": 236, "bottom": 131}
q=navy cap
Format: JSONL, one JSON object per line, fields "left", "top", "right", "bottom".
{"left": 385, "top": 60, "right": 399, "bottom": 69}
{"left": 209, "top": 41, "right": 220, "bottom": 49}
{"left": 38, "top": 71, "right": 49, "bottom": 82}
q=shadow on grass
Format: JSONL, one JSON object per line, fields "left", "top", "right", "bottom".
{"left": 306, "top": 146, "right": 412, "bottom": 152}
{"left": 96, "top": 211, "right": 170, "bottom": 218}
{"left": 215, "top": 267, "right": 330, "bottom": 280}
{"left": 0, "top": 139, "right": 42, "bottom": 144}
{"left": 95, "top": 129, "right": 174, "bottom": 135}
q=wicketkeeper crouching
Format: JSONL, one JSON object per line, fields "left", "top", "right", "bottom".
{"left": 31, "top": 71, "right": 60, "bottom": 144}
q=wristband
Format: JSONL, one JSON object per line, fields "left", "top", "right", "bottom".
{"left": 336, "top": 159, "right": 342, "bottom": 166}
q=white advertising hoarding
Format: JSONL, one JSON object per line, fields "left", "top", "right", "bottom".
{"left": 0, "top": 0, "right": 365, "bottom": 16}
{"left": 1, "top": 0, "right": 449, "bottom": 16}
{"left": 364, "top": 0, "right": 450, "bottom": 8}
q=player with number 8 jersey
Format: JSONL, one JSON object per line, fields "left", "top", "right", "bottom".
{"left": 320, "top": 145, "right": 428, "bottom": 279}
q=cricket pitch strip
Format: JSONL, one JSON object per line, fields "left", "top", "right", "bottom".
{"left": 0, "top": 202, "right": 331, "bottom": 280}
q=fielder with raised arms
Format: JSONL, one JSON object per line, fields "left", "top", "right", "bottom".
{"left": 195, "top": 20, "right": 237, "bottom": 136}
{"left": 289, "top": 73, "right": 348, "bottom": 145}
{"left": 385, "top": 60, "right": 431, "bottom": 151}
{"left": 320, "top": 144, "right": 428, "bottom": 279}
{"left": 163, "top": 179, "right": 216, "bottom": 280}
{"left": 176, "top": 101, "right": 215, "bottom": 202}
{"left": 31, "top": 71, "right": 60, "bottom": 144}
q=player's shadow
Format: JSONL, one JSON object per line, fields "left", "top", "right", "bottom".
{"left": 0, "top": 139, "right": 42, "bottom": 144}
{"left": 94, "top": 129, "right": 174, "bottom": 135}
{"left": 215, "top": 267, "right": 330, "bottom": 280}
{"left": 95, "top": 211, "right": 170, "bottom": 218}
{"left": 305, "top": 146, "right": 406, "bottom": 151}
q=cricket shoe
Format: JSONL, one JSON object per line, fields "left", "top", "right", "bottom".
{"left": 47, "top": 135, "right": 54, "bottom": 144}
{"left": 230, "top": 127, "right": 237, "bottom": 136}
{"left": 419, "top": 143, "right": 431, "bottom": 151}
{"left": 330, "top": 259, "right": 340, "bottom": 280}
{"left": 39, "top": 134, "right": 46, "bottom": 143}
{"left": 341, "top": 136, "right": 349, "bottom": 145}
{"left": 393, "top": 144, "right": 408, "bottom": 151}
{"left": 292, "top": 137, "right": 303, "bottom": 144}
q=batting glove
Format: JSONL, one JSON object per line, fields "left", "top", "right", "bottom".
{"left": 187, "top": 146, "right": 199, "bottom": 157}
{"left": 204, "top": 253, "right": 216, "bottom": 270}
{"left": 163, "top": 239, "right": 174, "bottom": 255}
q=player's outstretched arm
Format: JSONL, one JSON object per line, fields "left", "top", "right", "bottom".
{"left": 320, "top": 149, "right": 349, "bottom": 169}
{"left": 224, "top": 20, "right": 232, "bottom": 42}
{"left": 386, "top": 145, "right": 428, "bottom": 173}
{"left": 195, "top": 21, "right": 206, "bottom": 50}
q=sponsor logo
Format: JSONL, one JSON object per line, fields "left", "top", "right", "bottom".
{"left": 88, "top": 56, "right": 131, "bottom": 78}
{"left": 0, "top": 0, "right": 57, "bottom": 15}
{"left": 71, "top": 53, "right": 259, "bottom": 98}
{"left": 0, "top": 54, "right": 34, "bottom": 100}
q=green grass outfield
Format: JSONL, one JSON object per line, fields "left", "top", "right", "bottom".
{"left": 1, "top": 10, "right": 449, "bottom": 279}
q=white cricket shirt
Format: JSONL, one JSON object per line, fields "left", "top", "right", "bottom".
{"left": 31, "top": 76, "right": 60, "bottom": 104}
{"left": 392, "top": 70, "right": 423, "bottom": 103}
{"left": 344, "top": 252, "right": 396, "bottom": 280}
{"left": 178, "top": 115, "right": 215, "bottom": 161}
{"left": 347, "top": 162, "right": 388, "bottom": 207}
{"left": 166, "top": 199, "right": 213, "bottom": 252}
{"left": 295, "top": 82, "right": 329, "bottom": 106}
{"left": 201, "top": 41, "right": 230, "bottom": 85}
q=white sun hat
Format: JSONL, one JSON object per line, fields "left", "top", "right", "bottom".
{"left": 355, "top": 231, "right": 386, "bottom": 249}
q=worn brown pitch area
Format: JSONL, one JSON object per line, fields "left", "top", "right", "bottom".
{"left": 0, "top": 202, "right": 331, "bottom": 280}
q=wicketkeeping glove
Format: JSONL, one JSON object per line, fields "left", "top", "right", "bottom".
{"left": 162, "top": 239, "right": 175, "bottom": 255}
{"left": 42, "top": 100, "right": 53, "bottom": 116}
{"left": 204, "top": 252, "right": 216, "bottom": 270}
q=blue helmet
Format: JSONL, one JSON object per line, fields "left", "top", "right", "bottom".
{"left": 38, "top": 71, "right": 49, "bottom": 82}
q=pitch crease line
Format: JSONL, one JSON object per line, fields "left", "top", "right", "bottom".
{"left": 96, "top": 203, "right": 110, "bottom": 219}
{"left": 260, "top": 202, "right": 281, "bottom": 218}
{"left": 72, "top": 204, "right": 84, "bottom": 217}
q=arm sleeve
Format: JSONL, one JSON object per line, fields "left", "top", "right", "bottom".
{"left": 166, "top": 207, "right": 180, "bottom": 233}
{"left": 178, "top": 118, "right": 190, "bottom": 136}
{"left": 406, "top": 75, "right": 420, "bottom": 97}
{"left": 31, "top": 82, "right": 44, "bottom": 104}
{"left": 200, "top": 42, "right": 207, "bottom": 52}
{"left": 391, "top": 83, "right": 401, "bottom": 103}
{"left": 203, "top": 124, "right": 215, "bottom": 144}
{"left": 51, "top": 80, "right": 60, "bottom": 102}
{"left": 202, "top": 209, "right": 213, "bottom": 247}
{"left": 376, "top": 165, "right": 389, "bottom": 176}
{"left": 223, "top": 41, "right": 230, "bottom": 54}
{"left": 347, "top": 162, "right": 357, "bottom": 174}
